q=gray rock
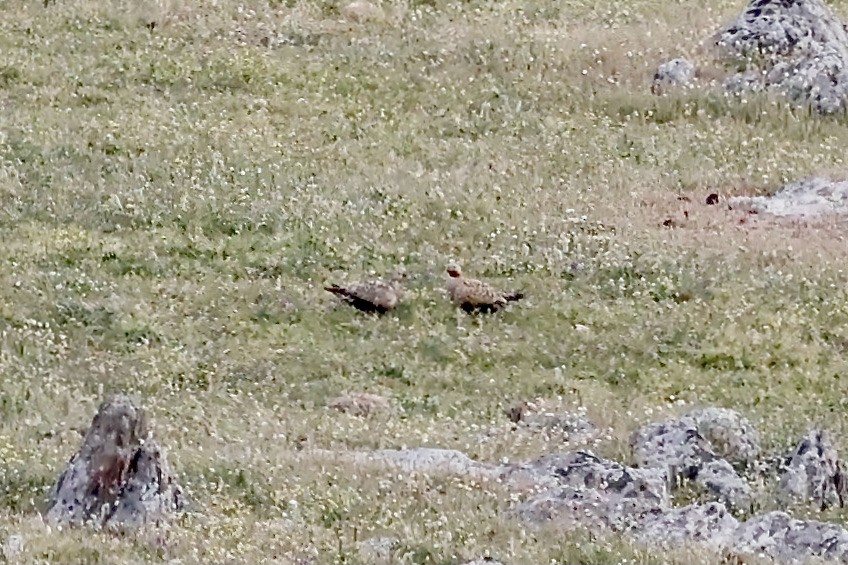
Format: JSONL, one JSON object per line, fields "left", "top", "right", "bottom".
{"left": 724, "top": 70, "right": 766, "bottom": 94}
{"left": 511, "top": 485, "right": 662, "bottom": 532}
{"left": 715, "top": 0, "right": 848, "bottom": 113}
{"left": 651, "top": 58, "right": 696, "bottom": 94}
{"left": 631, "top": 414, "right": 752, "bottom": 509}
{"left": 45, "top": 395, "right": 184, "bottom": 529}
{"left": 696, "top": 459, "right": 753, "bottom": 510}
{"left": 3, "top": 535, "right": 23, "bottom": 560}
{"left": 357, "top": 536, "right": 398, "bottom": 564}
{"left": 460, "top": 560, "right": 504, "bottom": 565}
{"left": 731, "top": 511, "right": 848, "bottom": 563}
{"left": 633, "top": 502, "right": 739, "bottom": 550}
{"left": 730, "top": 177, "right": 848, "bottom": 218}
{"left": 507, "top": 451, "right": 669, "bottom": 532}
{"left": 687, "top": 407, "right": 761, "bottom": 465}
{"left": 632, "top": 416, "right": 716, "bottom": 472}
{"left": 353, "top": 448, "right": 498, "bottom": 479}
{"left": 778, "top": 429, "right": 846, "bottom": 509}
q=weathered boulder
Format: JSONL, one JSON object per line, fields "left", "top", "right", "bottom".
{"left": 632, "top": 502, "right": 739, "bottom": 550}
{"left": 730, "top": 177, "right": 848, "bottom": 218}
{"left": 45, "top": 396, "right": 184, "bottom": 529}
{"left": 687, "top": 407, "right": 761, "bottom": 465}
{"left": 778, "top": 429, "right": 846, "bottom": 509}
{"left": 715, "top": 0, "right": 848, "bottom": 113}
{"left": 631, "top": 414, "right": 752, "bottom": 509}
{"left": 730, "top": 511, "right": 848, "bottom": 563}
{"left": 651, "top": 58, "right": 696, "bottom": 94}
{"left": 507, "top": 451, "right": 669, "bottom": 532}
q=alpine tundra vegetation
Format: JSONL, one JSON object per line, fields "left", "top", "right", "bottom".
{"left": 3, "top": 0, "right": 848, "bottom": 562}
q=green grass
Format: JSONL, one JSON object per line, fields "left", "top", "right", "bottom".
{"left": 2, "top": 0, "right": 848, "bottom": 561}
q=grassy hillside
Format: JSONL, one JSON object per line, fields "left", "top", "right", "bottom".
{"left": 2, "top": 0, "right": 848, "bottom": 561}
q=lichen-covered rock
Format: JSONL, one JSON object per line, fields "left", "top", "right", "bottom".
{"left": 696, "top": 459, "right": 753, "bottom": 510}
{"left": 651, "top": 58, "right": 696, "bottom": 94}
{"left": 687, "top": 407, "right": 761, "bottom": 465}
{"left": 715, "top": 0, "right": 848, "bottom": 113}
{"left": 511, "top": 485, "right": 663, "bottom": 532}
{"left": 778, "top": 429, "right": 846, "bottom": 509}
{"left": 633, "top": 502, "right": 739, "bottom": 550}
{"left": 632, "top": 417, "right": 716, "bottom": 472}
{"left": 507, "top": 451, "right": 669, "bottom": 531}
{"left": 45, "top": 396, "right": 184, "bottom": 529}
{"left": 730, "top": 511, "right": 848, "bottom": 563}
{"left": 632, "top": 414, "right": 752, "bottom": 509}
{"left": 730, "top": 177, "right": 848, "bottom": 218}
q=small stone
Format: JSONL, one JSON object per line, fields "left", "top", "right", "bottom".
{"left": 341, "top": 1, "right": 383, "bottom": 22}
{"left": 327, "top": 392, "right": 391, "bottom": 417}
{"left": 706, "top": 193, "right": 719, "bottom": 205}
{"left": 3, "top": 535, "right": 23, "bottom": 559}
{"left": 357, "top": 536, "right": 398, "bottom": 564}
{"left": 651, "top": 58, "right": 695, "bottom": 94}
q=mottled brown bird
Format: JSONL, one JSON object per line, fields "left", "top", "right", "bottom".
{"left": 325, "top": 272, "right": 406, "bottom": 314}
{"left": 445, "top": 264, "right": 524, "bottom": 314}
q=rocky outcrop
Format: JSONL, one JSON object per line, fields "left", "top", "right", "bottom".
{"left": 632, "top": 502, "right": 739, "bottom": 549}
{"left": 731, "top": 512, "right": 848, "bottom": 563}
{"left": 687, "top": 407, "right": 761, "bottom": 465}
{"left": 507, "top": 451, "right": 669, "bottom": 531}
{"left": 715, "top": 0, "right": 848, "bottom": 113}
{"left": 631, "top": 410, "right": 754, "bottom": 509}
{"left": 730, "top": 177, "right": 848, "bottom": 218}
{"left": 45, "top": 396, "right": 184, "bottom": 530}
{"left": 778, "top": 430, "right": 846, "bottom": 509}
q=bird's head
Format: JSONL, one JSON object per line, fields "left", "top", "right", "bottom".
{"left": 446, "top": 264, "right": 462, "bottom": 278}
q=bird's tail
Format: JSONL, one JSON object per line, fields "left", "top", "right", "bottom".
{"left": 325, "top": 285, "right": 350, "bottom": 297}
{"left": 504, "top": 292, "right": 525, "bottom": 302}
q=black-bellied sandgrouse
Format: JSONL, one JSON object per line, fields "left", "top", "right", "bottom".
{"left": 325, "top": 272, "right": 406, "bottom": 314}
{"left": 445, "top": 264, "right": 524, "bottom": 314}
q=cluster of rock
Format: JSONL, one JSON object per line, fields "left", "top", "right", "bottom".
{"left": 505, "top": 407, "right": 848, "bottom": 563}
{"left": 341, "top": 404, "right": 848, "bottom": 565}
{"left": 653, "top": 0, "right": 848, "bottom": 114}
{"left": 30, "top": 393, "right": 848, "bottom": 565}
{"left": 729, "top": 177, "right": 848, "bottom": 218}
{"left": 44, "top": 396, "right": 184, "bottom": 531}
